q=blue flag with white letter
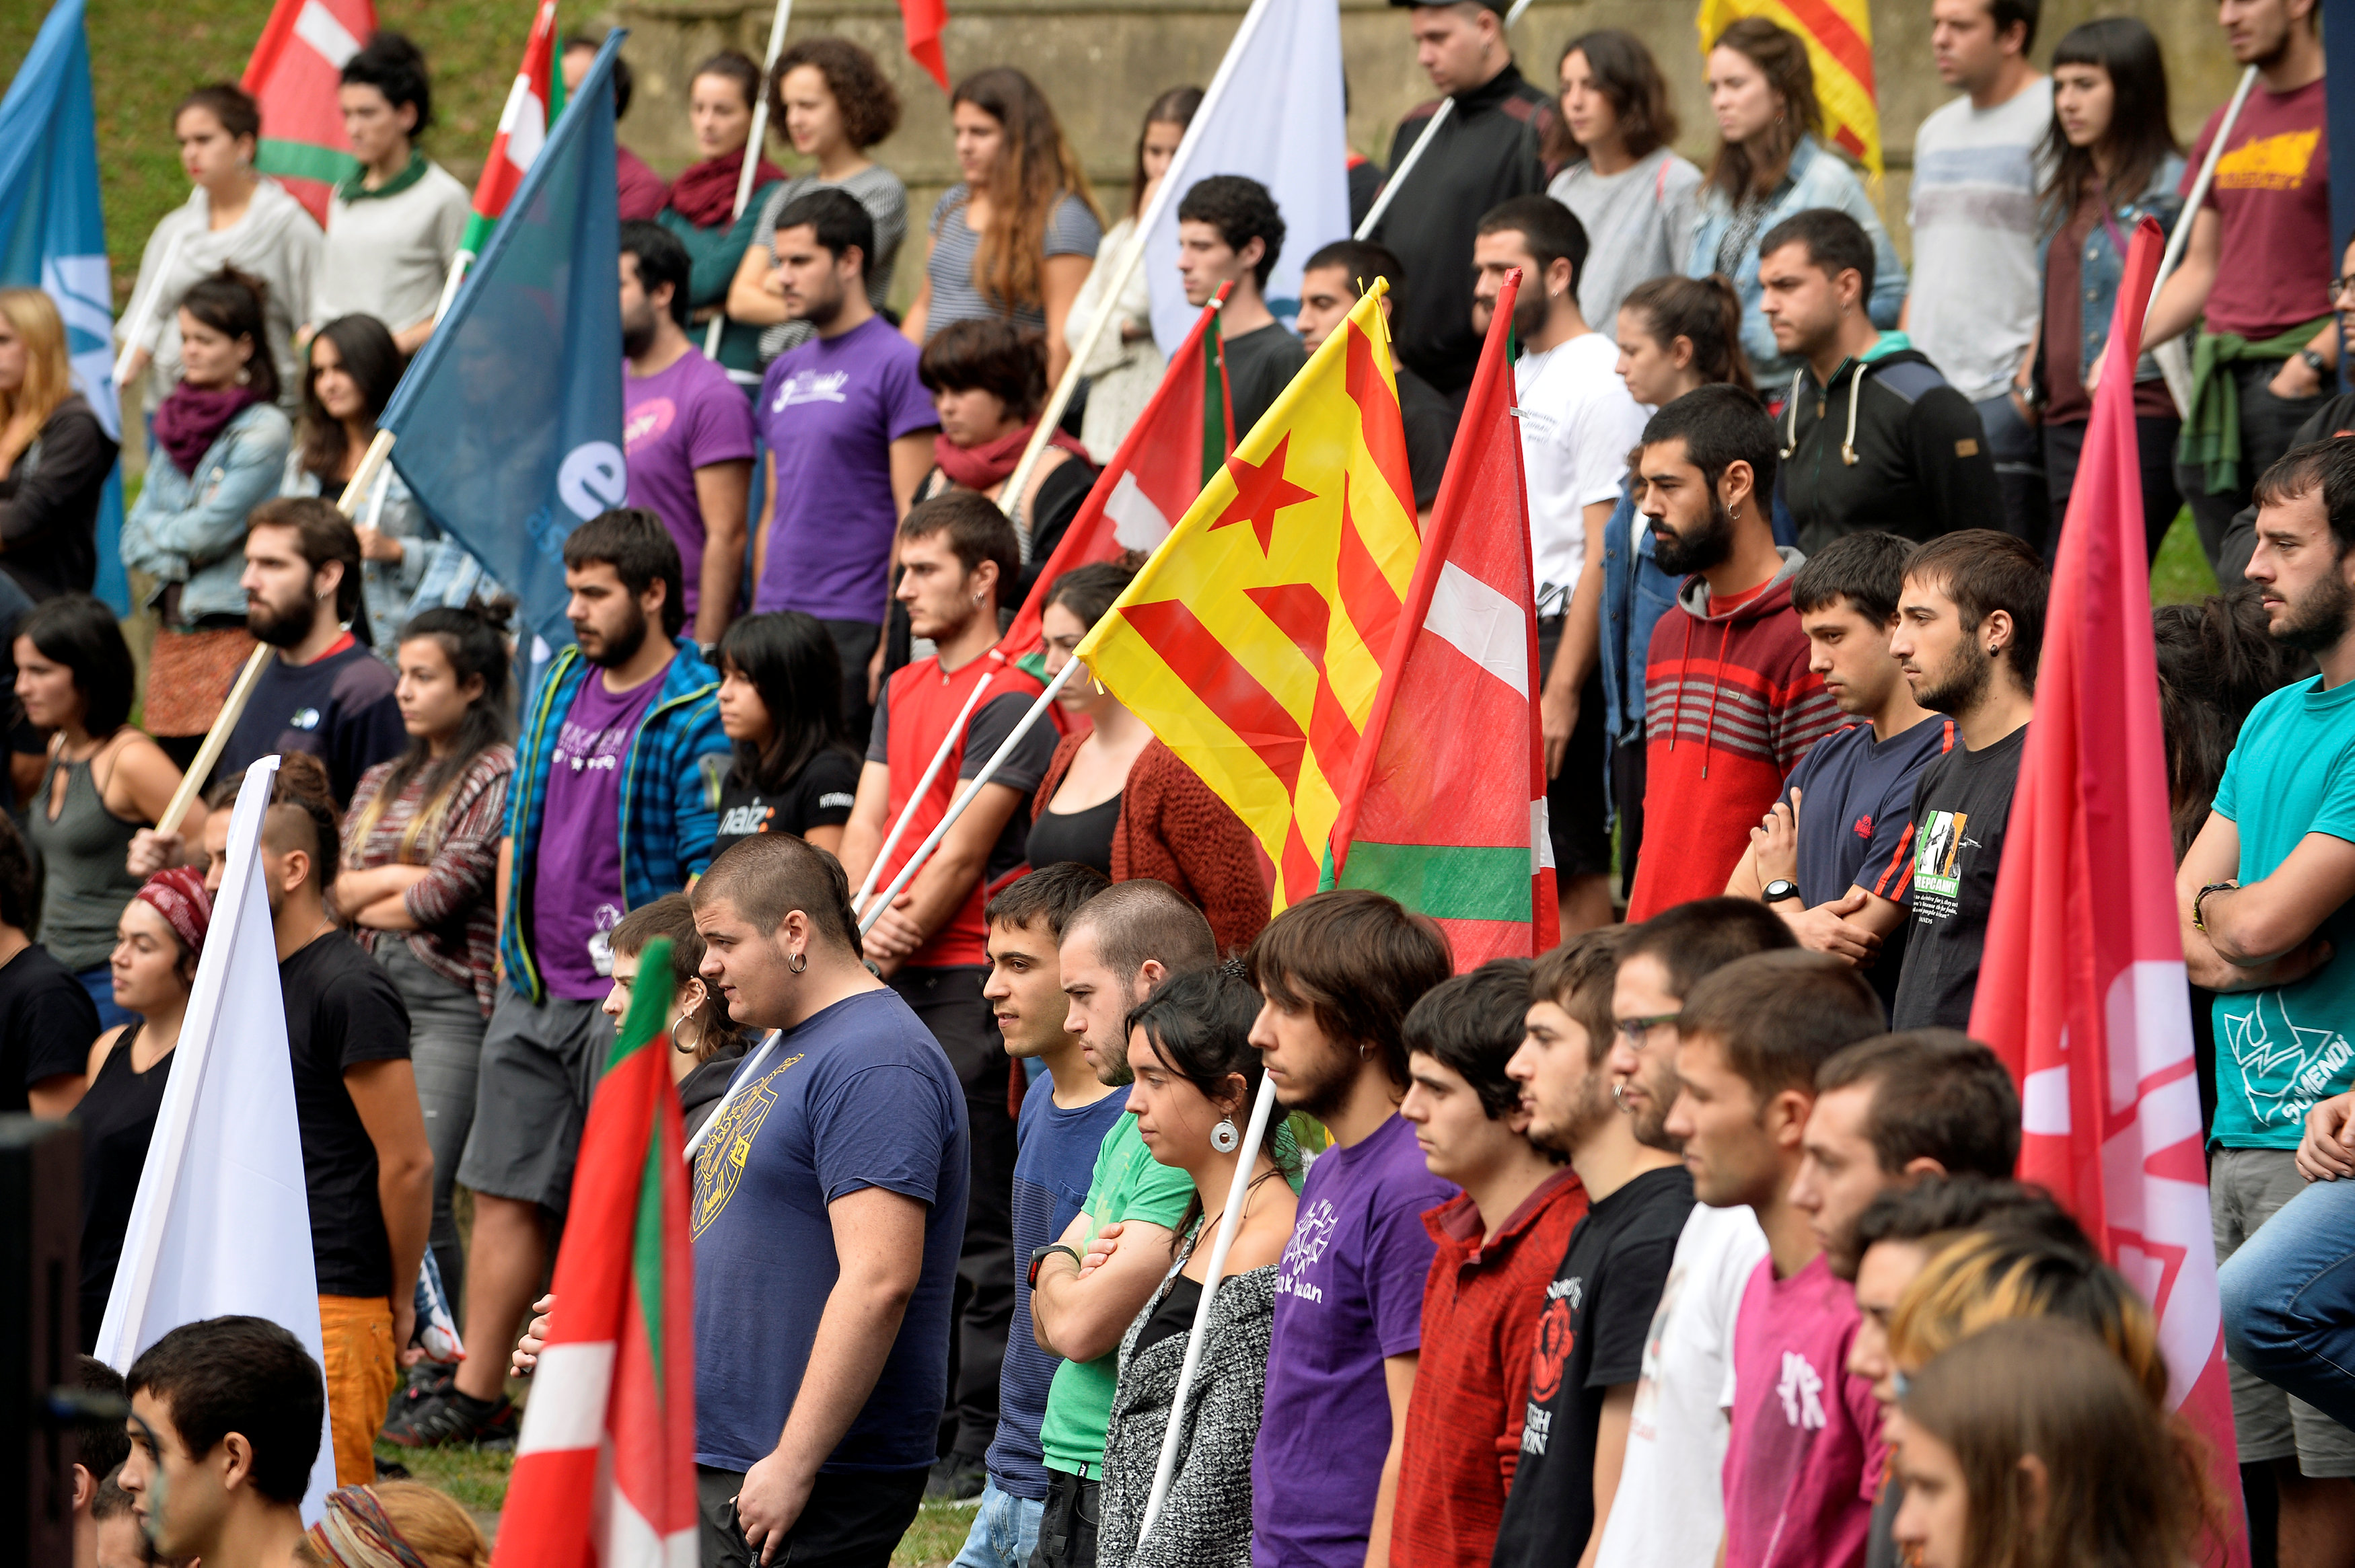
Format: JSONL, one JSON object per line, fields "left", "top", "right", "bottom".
{"left": 378, "top": 31, "right": 626, "bottom": 650}
{"left": 0, "top": 0, "right": 126, "bottom": 611}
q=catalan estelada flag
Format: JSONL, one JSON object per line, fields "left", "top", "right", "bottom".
{"left": 241, "top": 0, "right": 377, "bottom": 225}
{"left": 1073, "top": 284, "right": 1418, "bottom": 911}
{"left": 1697, "top": 0, "right": 1881, "bottom": 177}
{"left": 1326, "top": 269, "right": 1556, "bottom": 969}
{"left": 494, "top": 938, "right": 696, "bottom": 1567}
{"left": 461, "top": 0, "right": 562, "bottom": 259}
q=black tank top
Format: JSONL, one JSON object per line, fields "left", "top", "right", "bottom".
{"left": 78, "top": 1022, "right": 172, "bottom": 1350}
{"left": 1135, "top": 1272, "right": 1204, "bottom": 1357}
{"left": 1025, "top": 792, "right": 1122, "bottom": 878}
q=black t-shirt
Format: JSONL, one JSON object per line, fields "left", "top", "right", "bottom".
{"left": 1490, "top": 1165, "right": 1694, "bottom": 1568}
{"left": 281, "top": 931, "right": 412, "bottom": 1298}
{"left": 711, "top": 748, "right": 861, "bottom": 856}
{"left": 1222, "top": 322, "right": 1309, "bottom": 440}
{"left": 216, "top": 640, "right": 408, "bottom": 807}
{"left": 0, "top": 940, "right": 97, "bottom": 1109}
{"left": 1889, "top": 724, "right": 2029, "bottom": 1031}
{"left": 1398, "top": 366, "right": 1460, "bottom": 511}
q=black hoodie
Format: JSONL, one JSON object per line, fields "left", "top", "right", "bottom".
{"left": 1775, "top": 340, "right": 2004, "bottom": 553}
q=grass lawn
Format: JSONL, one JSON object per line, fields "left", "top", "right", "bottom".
{"left": 2151, "top": 506, "right": 2220, "bottom": 605}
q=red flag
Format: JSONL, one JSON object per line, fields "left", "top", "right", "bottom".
{"left": 494, "top": 942, "right": 698, "bottom": 1568}
{"left": 1968, "top": 217, "right": 2247, "bottom": 1561}
{"left": 241, "top": 0, "right": 377, "bottom": 225}
{"left": 1325, "top": 269, "right": 1558, "bottom": 968}
{"left": 902, "top": 0, "right": 951, "bottom": 90}
{"left": 998, "top": 282, "right": 1234, "bottom": 659}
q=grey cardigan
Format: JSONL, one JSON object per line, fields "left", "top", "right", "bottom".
{"left": 1097, "top": 1260, "right": 1274, "bottom": 1568}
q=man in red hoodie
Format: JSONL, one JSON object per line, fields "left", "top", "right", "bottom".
{"left": 1628, "top": 385, "right": 1841, "bottom": 920}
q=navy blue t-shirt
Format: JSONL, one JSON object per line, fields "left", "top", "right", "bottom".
{"left": 690, "top": 987, "right": 970, "bottom": 1474}
{"left": 1780, "top": 715, "right": 1953, "bottom": 1010}
{"left": 986, "top": 1080, "right": 1130, "bottom": 1499}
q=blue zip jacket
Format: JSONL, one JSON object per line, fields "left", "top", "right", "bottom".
{"left": 500, "top": 638, "right": 728, "bottom": 1003}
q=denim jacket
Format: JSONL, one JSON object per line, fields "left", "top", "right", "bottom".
{"left": 120, "top": 402, "right": 291, "bottom": 625}
{"left": 1686, "top": 137, "right": 1908, "bottom": 387}
{"left": 283, "top": 455, "right": 507, "bottom": 655}
{"left": 2039, "top": 155, "right": 2187, "bottom": 391}
{"left": 499, "top": 639, "right": 729, "bottom": 1004}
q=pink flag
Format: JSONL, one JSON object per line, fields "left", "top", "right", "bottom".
{"left": 1968, "top": 216, "right": 2245, "bottom": 1562}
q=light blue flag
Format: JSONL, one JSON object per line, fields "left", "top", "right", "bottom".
{"left": 378, "top": 31, "right": 626, "bottom": 650}
{"left": 0, "top": 0, "right": 126, "bottom": 612}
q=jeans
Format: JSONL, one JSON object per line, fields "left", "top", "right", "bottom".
{"left": 2041, "top": 414, "right": 2184, "bottom": 564}
{"left": 953, "top": 1479, "right": 1045, "bottom": 1568}
{"left": 1029, "top": 1470, "right": 1097, "bottom": 1568}
{"left": 2209, "top": 1147, "right": 2355, "bottom": 1474}
{"left": 696, "top": 1464, "right": 927, "bottom": 1568}
{"left": 2219, "top": 1167, "right": 2355, "bottom": 1440}
{"left": 1973, "top": 391, "right": 2050, "bottom": 549}
{"left": 373, "top": 938, "right": 487, "bottom": 1304}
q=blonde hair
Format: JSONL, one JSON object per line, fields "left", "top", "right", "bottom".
{"left": 295, "top": 1481, "right": 487, "bottom": 1568}
{"left": 0, "top": 289, "right": 73, "bottom": 472}
{"left": 1887, "top": 1228, "right": 2169, "bottom": 1405}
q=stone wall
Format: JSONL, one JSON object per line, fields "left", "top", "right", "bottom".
{"left": 606, "top": 0, "right": 2243, "bottom": 308}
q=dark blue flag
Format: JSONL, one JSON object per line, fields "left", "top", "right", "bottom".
{"left": 378, "top": 31, "right": 626, "bottom": 650}
{"left": 0, "top": 0, "right": 126, "bottom": 611}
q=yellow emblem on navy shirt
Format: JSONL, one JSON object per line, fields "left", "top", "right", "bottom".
{"left": 691, "top": 1053, "right": 803, "bottom": 1238}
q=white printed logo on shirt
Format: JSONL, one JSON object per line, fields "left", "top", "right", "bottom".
{"left": 1777, "top": 1351, "right": 1827, "bottom": 1430}
{"left": 772, "top": 369, "right": 850, "bottom": 410}
{"left": 1278, "top": 1199, "right": 1339, "bottom": 1303}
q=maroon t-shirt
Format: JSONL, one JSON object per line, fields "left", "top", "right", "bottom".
{"left": 2185, "top": 77, "right": 2331, "bottom": 340}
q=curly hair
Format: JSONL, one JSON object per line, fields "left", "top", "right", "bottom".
{"left": 770, "top": 37, "right": 902, "bottom": 151}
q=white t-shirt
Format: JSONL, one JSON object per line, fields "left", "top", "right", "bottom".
{"left": 1906, "top": 78, "right": 2054, "bottom": 404}
{"left": 1593, "top": 1202, "right": 1770, "bottom": 1568}
{"left": 1514, "top": 332, "right": 1648, "bottom": 613}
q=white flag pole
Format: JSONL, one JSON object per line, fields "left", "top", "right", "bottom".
{"left": 859, "top": 660, "right": 1082, "bottom": 935}
{"left": 702, "top": 0, "right": 795, "bottom": 361}
{"left": 1136, "top": 1070, "right": 1283, "bottom": 1544}
{"left": 852, "top": 664, "right": 1001, "bottom": 909}
{"left": 430, "top": 249, "right": 474, "bottom": 328}
{"left": 1354, "top": 0, "right": 1537, "bottom": 241}
{"left": 112, "top": 229, "right": 186, "bottom": 388}
{"left": 2146, "top": 64, "right": 2255, "bottom": 328}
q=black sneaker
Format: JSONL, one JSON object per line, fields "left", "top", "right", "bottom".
{"left": 924, "top": 1455, "right": 987, "bottom": 1501}
{"left": 380, "top": 1387, "right": 515, "bottom": 1450}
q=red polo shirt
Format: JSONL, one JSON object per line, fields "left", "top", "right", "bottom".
{"left": 1391, "top": 1168, "right": 1588, "bottom": 1568}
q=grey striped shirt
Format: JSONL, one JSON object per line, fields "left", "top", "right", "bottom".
{"left": 923, "top": 184, "right": 1103, "bottom": 339}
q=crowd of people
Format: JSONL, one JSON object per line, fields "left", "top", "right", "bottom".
{"left": 9, "top": 0, "right": 2355, "bottom": 1565}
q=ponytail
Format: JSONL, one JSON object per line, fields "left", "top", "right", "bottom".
{"left": 1620, "top": 272, "right": 1756, "bottom": 396}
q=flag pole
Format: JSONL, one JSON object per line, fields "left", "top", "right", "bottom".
{"left": 151, "top": 428, "right": 398, "bottom": 836}
{"left": 1354, "top": 0, "right": 1536, "bottom": 241}
{"left": 1136, "top": 1069, "right": 1282, "bottom": 1544}
{"left": 431, "top": 250, "right": 473, "bottom": 327}
{"left": 112, "top": 229, "right": 184, "bottom": 388}
{"left": 850, "top": 656, "right": 1003, "bottom": 909}
{"left": 702, "top": 0, "right": 795, "bottom": 361}
{"left": 2148, "top": 63, "right": 2255, "bottom": 327}
{"left": 859, "top": 659, "right": 1082, "bottom": 935}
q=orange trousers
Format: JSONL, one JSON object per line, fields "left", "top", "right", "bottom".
{"left": 318, "top": 1294, "right": 399, "bottom": 1485}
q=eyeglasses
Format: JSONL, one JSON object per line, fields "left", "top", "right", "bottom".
{"left": 1614, "top": 1012, "right": 1681, "bottom": 1045}
{"left": 2331, "top": 275, "right": 2355, "bottom": 301}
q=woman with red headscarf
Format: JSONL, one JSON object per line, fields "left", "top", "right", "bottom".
{"left": 75, "top": 868, "right": 210, "bottom": 1349}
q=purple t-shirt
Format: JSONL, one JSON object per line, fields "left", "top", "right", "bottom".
{"left": 753, "top": 314, "right": 936, "bottom": 623}
{"left": 533, "top": 667, "right": 667, "bottom": 1000}
{"left": 1252, "top": 1113, "right": 1455, "bottom": 1568}
{"left": 625, "top": 347, "right": 757, "bottom": 618}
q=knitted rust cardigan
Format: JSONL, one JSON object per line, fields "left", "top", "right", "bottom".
{"left": 1032, "top": 733, "right": 1270, "bottom": 955}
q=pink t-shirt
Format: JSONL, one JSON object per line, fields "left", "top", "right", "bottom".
{"left": 1721, "top": 1252, "right": 1883, "bottom": 1568}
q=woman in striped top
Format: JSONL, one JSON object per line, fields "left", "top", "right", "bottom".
{"left": 900, "top": 67, "right": 1103, "bottom": 387}
{"left": 335, "top": 604, "right": 514, "bottom": 1316}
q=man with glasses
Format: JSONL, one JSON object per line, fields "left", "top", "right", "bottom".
{"left": 2219, "top": 235, "right": 2355, "bottom": 583}
{"left": 1587, "top": 900, "right": 1792, "bottom": 1568}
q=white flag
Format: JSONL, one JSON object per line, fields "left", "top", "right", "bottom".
{"left": 94, "top": 756, "right": 336, "bottom": 1522}
{"left": 1143, "top": 0, "right": 1351, "bottom": 355}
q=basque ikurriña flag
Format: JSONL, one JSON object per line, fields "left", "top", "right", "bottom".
{"left": 495, "top": 938, "right": 697, "bottom": 1568}
{"left": 241, "top": 0, "right": 377, "bottom": 223}
{"left": 460, "top": 0, "right": 562, "bottom": 258}
{"left": 1325, "top": 268, "right": 1556, "bottom": 968}
{"left": 1968, "top": 215, "right": 2247, "bottom": 1564}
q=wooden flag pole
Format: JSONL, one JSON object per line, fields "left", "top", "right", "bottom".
{"left": 1354, "top": 0, "right": 1536, "bottom": 241}
{"left": 702, "top": 0, "right": 795, "bottom": 363}
{"left": 153, "top": 428, "right": 398, "bottom": 836}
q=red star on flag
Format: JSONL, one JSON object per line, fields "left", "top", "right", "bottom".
{"left": 1210, "top": 435, "right": 1318, "bottom": 556}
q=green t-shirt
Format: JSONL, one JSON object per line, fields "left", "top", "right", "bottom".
{"left": 1036, "top": 1114, "right": 1195, "bottom": 1477}
{"left": 2212, "top": 675, "right": 2355, "bottom": 1147}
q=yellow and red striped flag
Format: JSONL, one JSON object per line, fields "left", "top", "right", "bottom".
{"left": 1073, "top": 285, "right": 1420, "bottom": 913}
{"left": 1698, "top": 0, "right": 1882, "bottom": 177}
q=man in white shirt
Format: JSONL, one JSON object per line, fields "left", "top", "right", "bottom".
{"left": 1904, "top": 0, "right": 2053, "bottom": 545}
{"left": 1472, "top": 195, "right": 1648, "bottom": 936}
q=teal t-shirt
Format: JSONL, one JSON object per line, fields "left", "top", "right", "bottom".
{"left": 2210, "top": 675, "right": 2355, "bottom": 1147}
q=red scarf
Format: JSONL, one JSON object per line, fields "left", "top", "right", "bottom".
{"left": 667, "top": 148, "right": 787, "bottom": 229}
{"left": 934, "top": 421, "right": 1089, "bottom": 492}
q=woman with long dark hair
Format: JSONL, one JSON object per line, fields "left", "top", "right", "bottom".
{"left": 122, "top": 266, "right": 291, "bottom": 763}
{"left": 336, "top": 604, "right": 515, "bottom": 1309}
{"left": 1683, "top": 17, "right": 1903, "bottom": 386}
{"left": 1095, "top": 967, "right": 1298, "bottom": 1568}
{"left": 1545, "top": 31, "right": 1702, "bottom": 334}
{"left": 902, "top": 67, "right": 1103, "bottom": 387}
{"left": 1029, "top": 561, "right": 1268, "bottom": 954}
{"left": 1066, "top": 85, "right": 1201, "bottom": 461}
{"left": 708, "top": 610, "right": 861, "bottom": 858}
{"left": 2035, "top": 17, "right": 2185, "bottom": 557}
{"left": 15, "top": 595, "right": 203, "bottom": 1028}
{"left": 656, "top": 50, "right": 787, "bottom": 379}
{"left": 286, "top": 313, "right": 496, "bottom": 652}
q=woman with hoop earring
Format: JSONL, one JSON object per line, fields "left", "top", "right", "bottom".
{"left": 602, "top": 893, "right": 749, "bottom": 1141}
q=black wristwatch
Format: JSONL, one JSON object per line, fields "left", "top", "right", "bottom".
{"left": 1762, "top": 879, "right": 1803, "bottom": 906}
{"left": 1027, "top": 1243, "right": 1081, "bottom": 1291}
{"left": 2303, "top": 346, "right": 2331, "bottom": 377}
